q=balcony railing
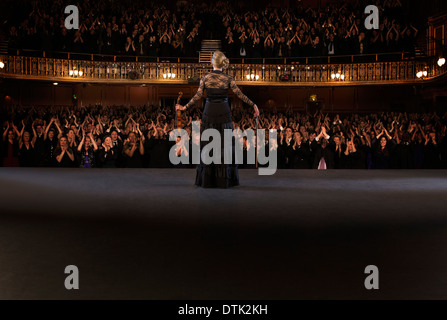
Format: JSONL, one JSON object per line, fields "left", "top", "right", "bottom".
{"left": 0, "top": 53, "right": 445, "bottom": 86}
{"left": 9, "top": 48, "right": 414, "bottom": 64}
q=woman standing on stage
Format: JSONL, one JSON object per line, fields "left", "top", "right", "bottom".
{"left": 176, "top": 50, "right": 260, "bottom": 188}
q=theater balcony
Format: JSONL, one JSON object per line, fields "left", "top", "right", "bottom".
{"left": 1, "top": 49, "right": 446, "bottom": 114}
{"left": 0, "top": 51, "right": 446, "bottom": 86}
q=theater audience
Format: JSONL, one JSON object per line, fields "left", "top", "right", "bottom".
{"left": 2, "top": 104, "right": 446, "bottom": 170}
{"left": 7, "top": 0, "right": 417, "bottom": 59}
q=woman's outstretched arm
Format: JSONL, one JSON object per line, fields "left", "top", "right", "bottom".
{"left": 229, "top": 77, "right": 260, "bottom": 117}
{"left": 184, "top": 77, "right": 205, "bottom": 109}
{"left": 229, "top": 77, "right": 255, "bottom": 107}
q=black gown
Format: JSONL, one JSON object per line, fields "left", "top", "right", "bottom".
{"left": 185, "top": 70, "right": 256, "bottom": 188}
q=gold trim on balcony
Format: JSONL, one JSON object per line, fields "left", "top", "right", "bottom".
{"left": 0, "top": 55, "right": 445, "bottom": 86}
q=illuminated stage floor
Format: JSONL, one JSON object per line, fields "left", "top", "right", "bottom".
{"left": 0, "top": 168, "right": 447, "bottom": 299}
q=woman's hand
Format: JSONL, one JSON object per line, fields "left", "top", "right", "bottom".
{"left": 175, "top": 104, "right": 186, "bottom": 111}
{"left": 253, "top": 105, "right": 260, "bottom": 118}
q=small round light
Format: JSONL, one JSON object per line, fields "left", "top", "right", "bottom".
{"left": 416, "top": 71, "right": 423, "bottom": 78}
{"left": 53, "top": 82, "right": 58, "bottom": 86}
{"left": 0, "top": 61, "right": 4, "bottom": 69}
{"left": 172, "top": 73, "right": 176, "bottom": 78}
{"left": 246, "top": 74, "right": 250, "bottom": 80}
{"left": 331, "top": 73, "right": 336, "bottom": 79}
{"left": 74, "top": 70, "right": 79, "bottom": 76}
{"left": 250, "top": 74, "right": 255, "bottom": 79}
{"left": 255, "top": 75, "right": 260, "bottom": 80}
{"left": 438, "top": 58, "right": 445, "bottom": 67}
{"left": 423, "top": 71, "right": 428, "bottom": 77}
{"left": 335, "top": 73, "right": 340, "bottom": 79}
{"left": 167, "top": 73, "right": 172, "bottom": 78}
{"left": 163, "top": 73, "right": 167, "bottom": 79}
{"left": 340, "top": 74, "right": 345, "bottom": 80}
{"left": 69, "top": 70, "right": 74, "bottom": 76}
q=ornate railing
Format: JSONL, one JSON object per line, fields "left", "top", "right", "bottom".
{"left": 0, "top": 54, "right": 445, "bottom": 86}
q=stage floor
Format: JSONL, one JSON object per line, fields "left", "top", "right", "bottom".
{"left": 1, "top": 168, "right": 447, "bottom": 299}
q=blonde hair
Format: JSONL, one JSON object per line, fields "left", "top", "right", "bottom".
{"left": 212, "top": 50, "right": 229, "bottom": 69}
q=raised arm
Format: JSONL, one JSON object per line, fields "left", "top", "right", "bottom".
{"left": 44, "top": 118, "right": 54, "bottom": 140}
{"left": 3, "top": 122, "right": 10, "bottom": 141}
{"left": 19, "top": 120, "right": 26, "bottom": 138}
{"left": 78, "top": 127, "right": 85, "bottom": 152}
{"left": 89, "top": 132, "right": 98, "bottom": 151}
{"left": 137, "top": 124, "right": 145, "bottom": 155}
{"left": 54, "top": 120, "right": 63, "bottom": 139}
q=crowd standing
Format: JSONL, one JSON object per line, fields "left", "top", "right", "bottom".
{"left": 7, "top": 0, "right": 418, "bottom": 59}
{"left": 2, "top": 104, "right": 446, "bottom": 169}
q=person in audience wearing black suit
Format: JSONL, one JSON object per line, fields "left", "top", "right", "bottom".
{"left": 332, "top": 135, "right": 345, "bottom": 169}
{"left": 291, "top": 132, "right": 311, "bottom": 169}
{"left": 279, "top": 127, "right": 294, "bottom": 168}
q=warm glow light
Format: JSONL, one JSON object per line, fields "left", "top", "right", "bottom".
{"left": 74, "top": 70, "right": 79, "bottom": 76}
{"left": 53, "top": 82, "right": 58, "bottom": 86}
{"left": 416, "top": 71, "right": 423, "bottom": 78}
{"left": 69, "top": 70, "right": 74, "bottom": 76}
{"left": 438, "top": 58, "right": 446, "bottom": 67}
{"left": 336, "top": 73, "right": 340, "bottom": 79}
{"left": 246, "top": 74, "right": 250, "bottom": 80}
{"left": 172, "top": 73, "right": 176, "bottom": 78}
{"left": 341, "top": 74, "right": 345, "bottom": 80}
{"left": 291, "top": 66, "right": 294, "bottom": 70}
{"left": 255, "top": 75, "right": 260, "bottom": 80}
{"left": 331, "top": 73, "right": 336, "bottom": 79}
{"left": 423, "top": 71, "right": 428, "bottom": 77}
{"left": 79, "top": 71, "right": 83, "bottom": 76}
{"left": 0, "top": 61, "right": 4, "bottom": 69}
{"left": 250, "top": 74, "right": 255, "bottom": 79}
{"left": 167, "top": 73, "right": 172, "bottom": 78}
{"left": 163, "top": 73, "right": 167, "bottom": 79}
